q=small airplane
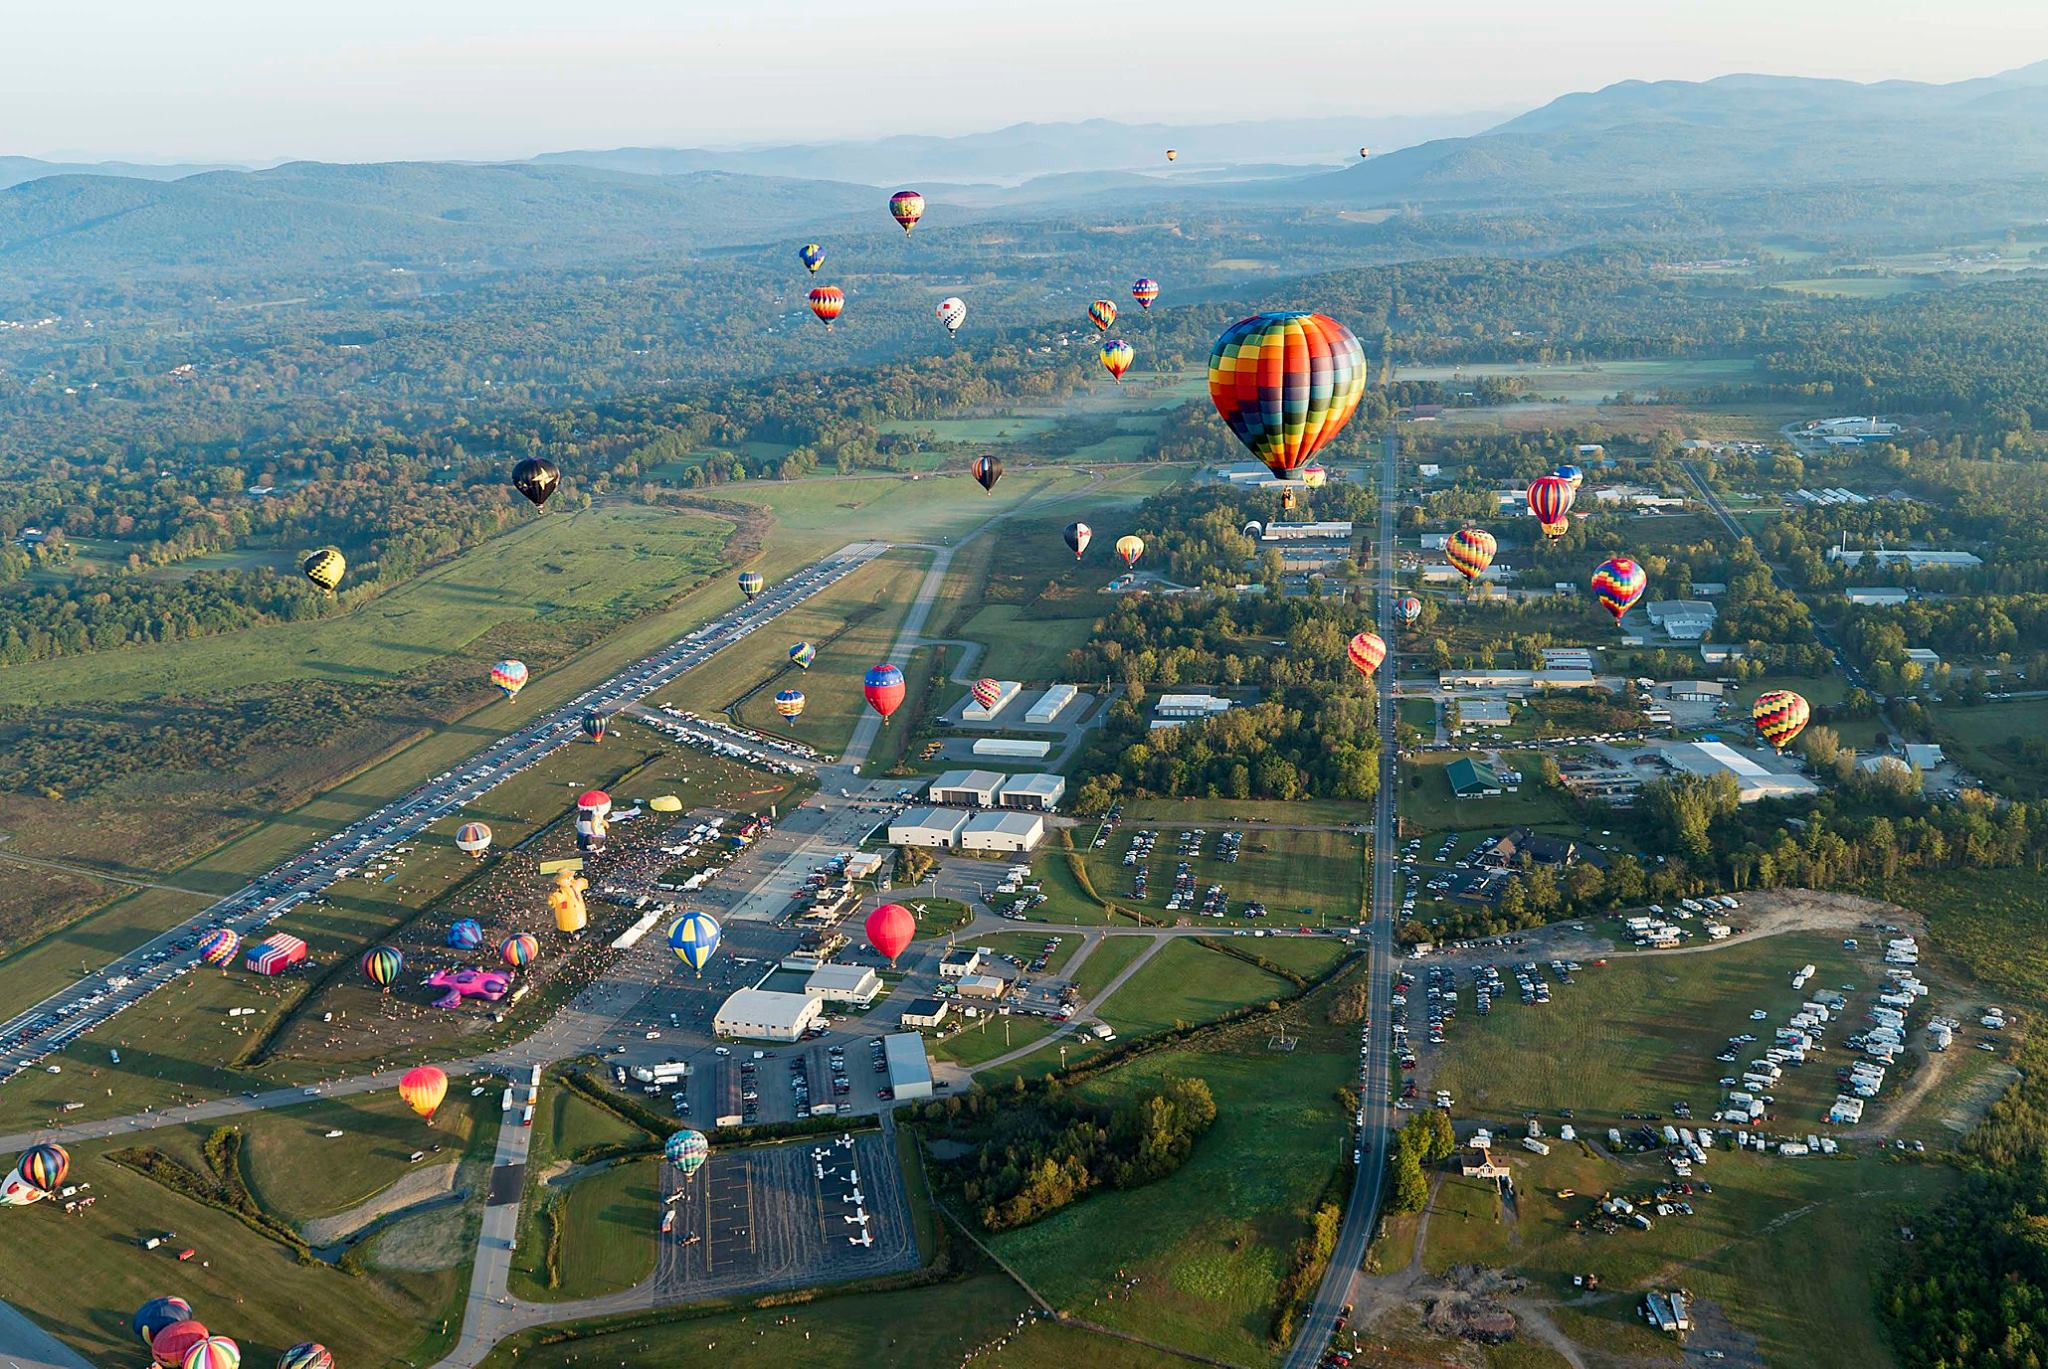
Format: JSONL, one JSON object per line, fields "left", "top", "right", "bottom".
{"left": 849, "top": 1230, "right": 873, "bottom": 1248}
{"left": 664, "top": 1191, "right": 684, "bottom": 1206}
{"left": 843, "top": 1212, "right": 870, "bottom": 1226}
{"left": 848, "top": 1168, "right": 860, "bottom": 1185}
{"left": 849, "top": 1187, "right": 865, "bottom": 1205}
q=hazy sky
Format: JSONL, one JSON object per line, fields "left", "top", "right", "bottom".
{"left": 12, "top": 0, "right": 2047, "bottom": 163}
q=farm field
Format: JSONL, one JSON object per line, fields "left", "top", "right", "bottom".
{"left": 1394, "top": 357, "right": 1760, "bottom": 405}
{"left": 1925, "top": 696, "right": 2048, "bottom": 799}
{"left": 1096, "top": 939, "right": 1293, "bottom": 1037}
{"left": 1427, "top": 931, "right": 1879, "bottom": 1128}
{"left": 1411, "top": 1144, "right": 1957, "bottom": 1369}
{"left": 989, "top": 962, "right": 1365, "bottom": 1365}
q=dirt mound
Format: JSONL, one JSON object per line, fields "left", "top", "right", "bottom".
{"left": 301, "top": 1160, "right": 460, "bottom": 1246}
{"left": 1420, "top": 1265, "right": 1526, "bottom": 1344}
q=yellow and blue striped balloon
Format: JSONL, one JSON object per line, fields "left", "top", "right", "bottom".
{"left": 667, "top": 911, "right": 722, "bottom": 976}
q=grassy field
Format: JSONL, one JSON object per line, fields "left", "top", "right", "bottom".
{"left": 1097, "top": 939, "right": 1292, "bottom": 1037}
{"left": 1429, "top": 931, "right": 1877, "bottom": 1128}
{"left": 987, "top": 964, "right": 1363, "bottom": 1365}
{"left": 1398, "top": 751, "right": 1583, "bottom": 836}
{"left": 1415, "top": 1143, "right": 1957, "bottom": 1368}
{"left": 963, "top": 930, "right": 1084, "bottom": 977}
{"left": 929, "top": 1012, "right": 1060, "bottom": 1067}
{"left": 1084, "top": 825, "right": 1366, "bottom": 929}
{"left": 0, "top": 1103, "right": 494, "bottom": 1366}
{"left": 530, "top": 1156, "right": 661, "bottom": 1300}
{"left": 1926, "top": 696, "right": 2048, "bottom": 798}
{"left": 1774, "top": 276, "right": 1925, "bottom": 298}
{"left": 1232, "top": 935, "right": 1348, "bottom": 979}
{"left": 1895, "top": 867, "right": 2048, "bottom": 1010}
{"left": 1071, "top": 935, "right": 1150, "bottom": 1001}
{"left": 1395, "top": 358, "right": 1760, "bottom": 405}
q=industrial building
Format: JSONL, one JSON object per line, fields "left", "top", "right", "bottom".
{"left": 959, "top": 810, "right": 1046, "bottom": 853}
{"left": 1826, "top": 547, "right": 1981, "bottom": 569}
{"left": 996, "top": 773, "right": 1065, "bottom": 811}
{"left": 803, "top": 963, "right": 883, "bottom": 1006}
{"left": 939, "top": 948, "right": 984, "bottom": 979}
{"left": 1259, "top": 520, "right": 1353, "bottom": 542}
{"left": 1646, "top": 600, "right": 1717, "bottom": 641}
{"left": 1024, "top": 684, "right": 1079, "bottom": 723}
{"left": 1457, "top": 699, "right": 1511, "bottom": 726}
{"left": 1447, "top": 758, "right": 1504, "bottom": 798}
{"left": 899, "top": 996, "right": 949, "bottom": 1029}
{"left": 1437, "top": 668, "right": 1599, "bottom": 691}
{"left": 1656, "top": 740, "right": 1820, "bottom": 803}
{"left": 1154, "top": 692, "right": 1235, "bottom": 719}
{"left": 962, "top": 680, "right": 1022, "bottom": 721}
{"left": 1845, "top": 587, "right": 1911, "bottom": 605}
{"left": 930, "top": 769, "right": 1007, "bottom": 808}
{"left": 956, "top": 973, "right": 1010, "bottom": 1000}
{"left": 972, "top": 737, "right": 1052, "bottom": 759}
{"left": 714, "top": 1059, "right": 742, "bottom": 1128}
{"left": 884, "top": 1032, "right": 934, "bottom": 1101}
{"left": 713, "top": 988, "right": 824, "bottom": 1041}
{"left": 1663, "top": 680, "right": 1725, "bottom": 703}
{"left": 887, "top": 807, "right": 969, "bottom": 849}
{"left": 1540, "top": 648, "right": 1596, "bottom": 671}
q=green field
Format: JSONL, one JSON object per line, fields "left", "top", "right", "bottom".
{"left": 1395, "top": 357, "right": 1760, "bottom": 405}
{"left": 1398, "top": 750, "right": 1583, "bottom": 835}
{"left": 532, "top": 1156, "right": 660, "bottom": 1300}
{"left": 1070, "top": 935, "right": 1150, "bottom": 1000}
{"left": 1896, "top": 867, "right": 2048, "bottom": 1010}
{"left": 988, "top": 965, "right": 1363, "bottom": 1365}
{"left": 963, "top": 930, "right": 1083, "bottom": 977}
{"left": 1774, "top": 276, "right": 1925, "bottom": 298}
{"left": 1429, "top": 931, "right": 1875, "bottom": 1127}
{"left": 1097, "top": 939, "right": 1292, "bottom": 1037}
{"left": 930, "top": 1012, "right": 1060, "bottom": 1067}
{"left": 1926, "top": 697, "right": 2048, "bottom": 798}
{"left": 1085, "top": 824, "right": 1366, "bottom": 928}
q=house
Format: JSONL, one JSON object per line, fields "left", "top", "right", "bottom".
{"left": 956, "top": 973, "right": 1010, "bottom": 1000}
{"left": 1457, "top": 699, "right": 1511, "bottom": 726}
{"left": 1437, "top": 669, "right": 1599, "bottom": 691}
{"left": 1152, "top": 693, "right": 1235, "bottom": 730}
{"left": 1654, "top": 741, "right": 1820, "bottom": 803}
{"left": 884, "top": 1032, "right": 934, "bottom": 1101}
{"left": 1446, "top": 758, "right": 1503, "bottom": 799}
{"left": 1903, "top": 648, "right": 1941, "bottom": 668}
{"left": 1826, "top": 548, "right": 1981, "bottom": 569}
{"left": 1460, "top": 1147, "right": 1511, "bottom": 1182}
{"left": 1485, "top": 827, "right": 1581, "bottom": 868}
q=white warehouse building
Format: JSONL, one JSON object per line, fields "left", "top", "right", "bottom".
{"left": 959, "top": 811, "right": 1046, "bottom": 853}
{"left": 1025, "top": 684, "right": 1079, "bottom": 723}
{"left": 888, "top": 807, "right": 969, "bottom": 849}
{"left": 998, "top": 773, "right": 1066, "bottom": 812}
{"left": 930, "top": 769, "right": 1007, "bottom": 807}
{"left": 714, "top": 988, "right": 823, "bottom": 1042}
{"left": 803, "top": 963, "right": 883, "bottom": 1006}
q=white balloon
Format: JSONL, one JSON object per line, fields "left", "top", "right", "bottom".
{"left": 935, "top": 296, "right": 967, "bottom": 337}
{"left": 0, "top": 1167, "right": 44, "bottom": 1207}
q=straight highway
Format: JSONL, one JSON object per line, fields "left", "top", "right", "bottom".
{"left": 0, "top": 542, "right": 889, "bottom": 1085}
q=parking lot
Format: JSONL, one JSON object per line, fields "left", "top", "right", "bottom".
{"left": 654, "top": 1131, "right": 918, "bottom": 1298}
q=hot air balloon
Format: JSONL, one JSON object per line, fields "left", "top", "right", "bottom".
{"left": 667, "top": 910, "right": 722, "bottom": 975}
{"left": 1099, "top": 339, "right": 1134, "bottom": 384}
{"left": 737, "top": 571, "right": 765, "bottom": 601}
{"left": 182, "top": 1334, "right": 240, "bottom": 1369}
{"left": 1064, "top": 522, "right": 1092, "bottom": 559}
{"left": 455, "top": 822, "right": 492, "bottom": 858}
{"left": 1554, "top": 463, "right": 1584, "bottom": 488}
{"left": 648, "top": 794, "right": 682, "bottom": 812}
{"left": 935, "top": 296, "right": 967, "bottom": 338}
{"left": 489, "top": 660, "right": 528, "bottom": 699}
{"left": 1396, "top": 595, "right": 1422, "bottom": 625}
{"left": 277, "top": 1345, "right": 335, "bottom": 1369}
{"left": 575, "top": 789, "right": 611, "bottom": 854}
{"left": 398, "top": 1065, "right": 447, "bottom": 1122}
{"left": 807, "top": 286, "right": 844, "bottom": 329}
{"left": 788, "top": 641, "right": 816, "bottom": 670}
{"left": 132, "top": 1298, "right": 193, "bottom": 1350}
{"left": 447, "top": 918, "right": 484, "bottom": 950}
{"left": 889, "top": 190, "right": 924, "bottom": 233}
{"left": 301, "top": 547, "right": 345, "bottom": 593}
{"left": 665, "top": 1128, "right": 710, "bottom": 1177}
{"left": 970, "top": 454, "right": 1002, "bottom": 492}
{"left": 511, "top": 457, "right": 560, "bottom": 509}
{"left": 1115, "top": 535, "right": 1145, "bottom": 568}
{"left": 970, "top": 677, "right": 1003, "bottom": 711}
{"left": 1527, "top": 475, "right": 1574, "bottom": 533}
{"left": 1165, "top": 148, "right": 1178, "bottom": 162}
{"left": 1208, "top": 312, "right": 1367, "bottom": 481}
{"left": 1592, "top": 555, "right": 1647, "bottom": 623}
{"left": 1087, "top": 299, "right": 1117, "bottom": 332}
{"left": 1243, "top": 519, "right": 1265, "bottom": 541}
{"left": 550, "top": 870, "right": 588, "bottom": 935}
{"left": 196, "top": 928, "right": 240, "bottom": 969}
{"left": 501, "top": 933, "right": 539, "bottom": 967}
{"left": 17, "top": 1144, "right": 67, "bottom": 1194}
{"left": 1131, "top": 278, "right": 1159, "bottom": 310}
{"left": 864, "top": 663, "right": 906, "bottom": 723}
{"left": 1359, "top": 146, "right": 1371, "bottom": 159}
{"left": 773, "top": 689, "right": 806, "bottom": 722}
{"left": 361, "top": 945, "right": 403, "bottom": 990}
{"left": 797, "top": 242, "right": 825, "bottom": 274}
{"left": 582, "top": 710, "right": 608, "bottom": 743}
{"left": 1347, "top": 632, "right": 1386, "bottom": 680}
{"left": 1445, "top": 528, "right": 1497, "bottom": 582}
{"left": 866, "top": 902, "right": 915, "bottom": 964}
{"left": 0, "top": 1167, "right": 45, "bottom": 1206}
{"left": 1752, "top": 690, "right": 1811, "bottom": 751}
{"left": 151, "top": 1322, "right": 211, "bottom": 1369}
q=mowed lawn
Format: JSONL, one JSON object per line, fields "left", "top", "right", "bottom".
{"left": 0, "top": 504, "right": 731, "bottom": 706}
{"left": 1416, "top": 1143, "right": 1957, "bottom": 1369}
{"left": 990, "top": 967, "right": 1363, "bottom": 1365}
{"left": 525, "top": 1156, "right": 661, "bottom": 1301}
{"left": 1397, "top": 751, "right": 1584, "bottom": 836}
{"left": 1085, "top": 825, "right": 1366, "bottom": 928}
{"left": 1069, "top": 934, "right": 1150, "bottom": 1001}
{"left": 647, "top": 551, "right": 927, "bottom": 752}
{"left": 1098, "top": 939, "right": 1292, "bottom": 1037}
{"left": 1429, "top": 931, "right": 1874, "bottom": 1128}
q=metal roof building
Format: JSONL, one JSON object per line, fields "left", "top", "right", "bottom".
{"left": 884, "top": 1032, "right": 934, "bottom": 1101}
{"left": 997, "top": 773, "right": 1066, "bottom": 811}
{"left": 803, "top": 963, "right": 882, "bottom": 1005}
{"left": 1025, "top": 684, "right": 1079, "bottom": 723}
{"left": 959, "top": 810, "right": 1046, "bottom": 853}
{"left": 887, "top": 807, "right": 969, "bottom": 849}
{"left": 962, "top": 680, "right": 1022, "bottom": 722}
{"left": 713, "top": 988, "right": 823, "bottom": 1042}
{"left": 930, "top": 769, "right": 1006, "bottom": 807}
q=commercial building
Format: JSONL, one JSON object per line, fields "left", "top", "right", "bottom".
{"left": 972, "top": 737, "right": 1052, "bottom": 759}
{"left": 962, "top": 680, "right": 1021, "bottom": 721}
{"left": 1656, "top": 740, "right": 1821, "bottom": 803}
{"left": 956, "top": 973, "right": 1010, "bottom": 1000}
{"left": 1903, "top": 743, "right": 1945, "bottom": 769}
{"left": 939, "top": 948, "right": 984, "bottom": 979}
{"left": 1904, "top": 647, "right": 1941, "bottom": 668}
{"left": 887, "top": 807, "right": 969, "bottom": 849}
{"left": 1024, "top": 684, "right": 1079, "bottom": 723}
{"left": 1437, "top": 669, "right": 1600, "bottom": 691}
{"left": 1845, "top": 587, "right": 1911, "bottom": 606}
{"left": 1826, "top": 547, "right": 1982, "bottom": 569}
{"left": 930, "top": 769, "right": 1007, "bottom": 808}
{"left": 1154, "top": 693, "right": 1235, "bottom": 719}
{"left": 1259, "top": 520, "right": 1354, "bottom": 542}
{"left": 1804, "top": 415, "right": 1899, "bottom": 438}
{"left": 1591, "top": 484, "right": 1688, "bottom": 510}
{"left": 1540, "top": 648, "right": 1596, "bottom": 671}
{"left": 960, "top": 810, "right": 1046, "bottom": 853}
{"left": 884, "top": 1032, "right": 934, "bottom": 1101}
{"left": 803, "top": 963, "right": 883, "bottom": 1006}
{"left": 713, "top": 988, "right": 823, "bottom": 1042}
{"left": 899, "top": 996, "right": 949, "bottom": 1029}
{"left": 1646, "top": 600, "right": 1717, "bottom": 641}
{"left": 714, "top": 1059, "right": 742, "bottom": 1127}
{"left": 245, "top": 933, "right": 307, "bottom": 976}
{"left": 997, "top": 772, "right": 1065, "bottom": 811}
{"left": 1457, "top": 699, "right": 1511, "bottom": 726}
{"left": 1447, "top": 758, "right": 1503, "bottom": 799}
{"left": 1664, "top": 680, "right": 1725, "bottom": 703}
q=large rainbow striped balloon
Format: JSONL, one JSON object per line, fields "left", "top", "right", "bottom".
{"left": 1087, "top": 299, "right": 1118, "bottom": 332}
{"left": 1347, "top": 632, "right": 1386, "bottom": 680}
{"left": 500, "top": 933, "right": 539, "bottom": 968}
{"left": 1527, "top": 475, "right": 1574, "bottom": 532}
{"left": 1207, "top": 312, "right": 1367, "bottom": 481}
{"left": 180, "top": 1334, "right": 240, "bottom": 1369}
{"left": 196, "top": 927, "right": 240, "bottom": 968}
{"left": 1592, "top": 556, "right": 1647, "bottom": 623}
{"left": 361, "top": 944, "right": 404, "bottom": 988}
{"left": 489, "top": 659, "right": 528, "bottom": 699}
{"left": 1445, "top": 528, "right": 1497, "bottom": 582}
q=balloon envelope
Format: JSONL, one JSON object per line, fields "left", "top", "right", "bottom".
{"left": 1397, "top": 596, "right": 1422, "bottom": 624}
{"left": 1064, "top": 522, "right": 1092, "bottom": 559}
{"left": 197, "top": 928, "right": 240, "bottom": 968}
{"left": 361, "top": 945, "right": 403, "bottom": 987}
{"left": 737, "top": 571, "right": 766, "bottom": 600}
{"left": 866, "top": 903, "right": 915, "bottom": 962}
{"left": 18, "top": 1143, "right": 68, "bottom": 1193}
{"left": 582, "top": 710, "right": 608, "bottom": 742}
{"left": 807, "top": 286, "right": 844, "bottom": 328}
{"left": 798, "top": 242, "right": 825, "bottom": 273}
{"left": 1752, "top": 689, "right": 1812, "bottom": 750}
{"left": 668, "top": 911, "right": 722, "bottom": 974}
{"left": 936, "top": 296, "right": 967, "bottom": 336}
{"left": 181, "top": 1334, "right": 240, "bottom": 1369}
{"left": 301, "top": 547, "right": 345, "bottom": 592}
{"left": 511, "top": 457, "right": 560, "bottom": 508}
{"left": 773, "top": 689, "right": 806, "bottom": 721}
{"left": 1131, "top": 277, "right": 1159, "bottom": 309}
{"left": 1527, "top": 475, "right": 1574, "bottom": 529}
{"left": 1098, "top": 339, "right": 1134, "bottom": 383}
{"left": 970, "top": 454, "right": 1002, "bottom": 492}
{"left": 1207, "top": 312, "right": 1367, "bottom": 480}
{"left": 864, "top": 663, "right": 906, "bottom": 720}
{"left": 1347, "top": 632, "right": 1386, "bottom": 679}
{"left": 1445, "top": 528, "right": 1497, "bottom": 582}
{"left": 132, "top": 1297, "right": 192, "bottom": 1349}
{"left": 665, "top": 1128, "right": 711, "bottom": 1176}
{"left": 455, "top": 822, "right": 492, "bottom": 856}
{"left": 1088, "top": 299, "right": 1117, "bottom": 332}
{"left": 889, "top": 190, "right": 924, "bottom": 232}
{"left": 970, "top": 678, "right": 1002, "bottom": 710}
{"left": 489, "top": 660, "right": 528, "bottom": 698}
{"left": 1115, "top": 535, "right": 1145, "bottom": 568}
{"left": 277, "top": 1345, "right": 335, "bottom": 1369}
{"left": 399, "top": 1066, "right": 448, "bottom": 1120}
{"left": 447, "top": 918, "right": 484, "bottom": 949}
{"left": 500, "top": 934, "right": 539, "bottom": 967}
{"left": 150, "top": 1322, "right": 210, "bottom": 1368}
{"left": 788, "top": 641, "right": 816, "bottom": 669}
{"left": 1592, "top": 556, "right": 1648, "bottom": 622}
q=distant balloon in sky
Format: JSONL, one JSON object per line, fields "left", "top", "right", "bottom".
{"left": 889, "top": 190, "right": 924, "bottom": 233}
{"left": 1099, "top": 339, "right": 1133, "bottom": 384}
{"left": 936, "top": 296, "right": 967, "bottom": 338}
{"left": 1131, "top": 277, "right": 1159, "bottom": 310}
{"left": 797, "top": 242, "right": 825, "bottom": 273}
{"left": 970, "top": 454, "right": 1002, "bottom": 492}
{"left": 512, "top": 457, "right": 560, "bottom": 508}
{"left": 1064, "top": 522, "right": 1091, "bottom": 559}
{"left": 808, "top": 286, "right": 844, "bottom": 329}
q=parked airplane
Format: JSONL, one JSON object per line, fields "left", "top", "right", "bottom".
{"left": 849, "top": 1231, "right": 873, "bottom": 1248}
